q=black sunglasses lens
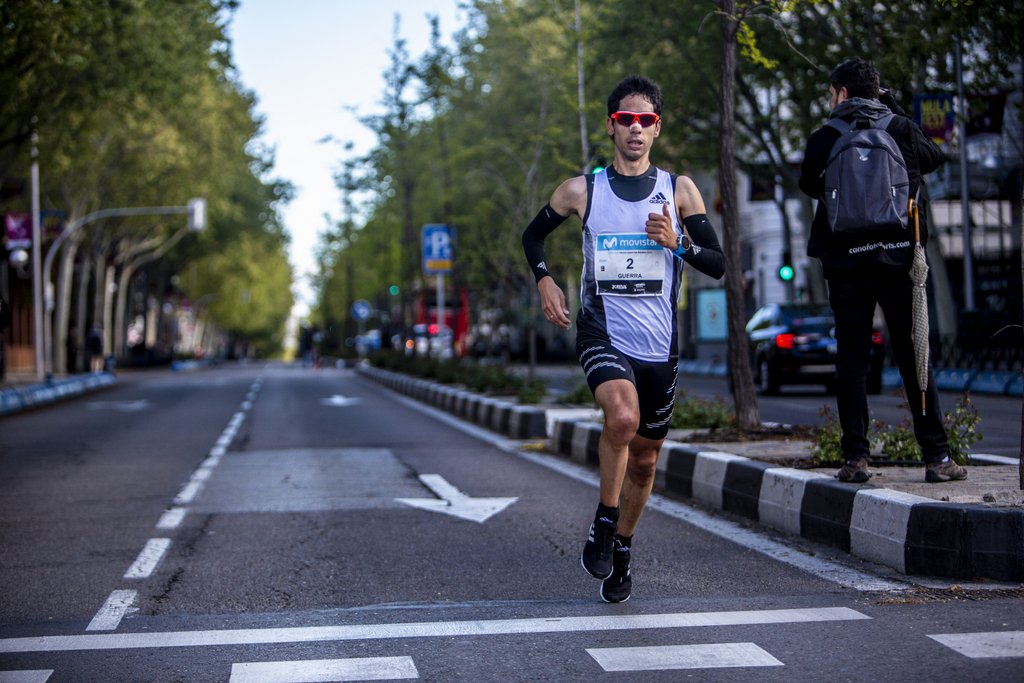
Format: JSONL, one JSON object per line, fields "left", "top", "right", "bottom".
{"left": 638, "top": 114, "right": 657, "bottom": 127}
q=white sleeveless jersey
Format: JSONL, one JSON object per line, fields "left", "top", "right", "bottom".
{"left": 579, "top": 168, "right": 683, "bottom": 361}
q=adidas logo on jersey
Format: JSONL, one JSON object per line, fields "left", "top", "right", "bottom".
{"left": 648, "top": 192, "right": 669, "bottom": 205}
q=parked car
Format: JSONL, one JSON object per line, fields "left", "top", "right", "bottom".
{"left": 745, "top": 303, "right": 885, "bottom": 395}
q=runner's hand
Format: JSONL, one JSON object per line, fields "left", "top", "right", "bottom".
{"left": 538, "top": 277, "right": 571, "bottom": 330}
{"left": 645, "top": 203, "right": 676, "bottom": 248}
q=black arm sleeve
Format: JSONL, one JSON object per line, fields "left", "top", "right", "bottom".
{"left": 681, "top": 214, "right": 725, "bottom": 280}
{"left": 522, "top": 204, "right": 569, "bottom": 282}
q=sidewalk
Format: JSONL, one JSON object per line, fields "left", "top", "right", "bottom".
{"left": 0, "top": 370, "right": 117, "bottom": 415}
{"left": 358, "top": 364, "right": 1023, "bottom": 584}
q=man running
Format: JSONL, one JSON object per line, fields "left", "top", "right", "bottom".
{"left": 522, "top": 75, "right": 724, "bottom": 602}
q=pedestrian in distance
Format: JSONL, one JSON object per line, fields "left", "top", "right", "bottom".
{"left": 522, "top": 75, "right": 725, "bottom": 603}
{"left": 87, "top": 325, "right": 104, "bottom": 373}
{"left": 798, "top": 57, "right": 967, "bottom": 484}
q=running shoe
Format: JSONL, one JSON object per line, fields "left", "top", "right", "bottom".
{"left": 581, "top": 515, "right": 616, "bottom": 580}
{"left": 600, "top": 539, "right": 632, "bottom": 603}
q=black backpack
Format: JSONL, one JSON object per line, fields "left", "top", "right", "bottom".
{"left": 822, "top": 113, "right": 910, "bottom": 237}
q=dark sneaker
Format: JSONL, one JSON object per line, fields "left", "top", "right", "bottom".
{"left": 926, "top": 460, "right": 968, "bottom": 483}
{"left": 836, "top": 458, "right": 871, "bottom": 483}
{"left": 581, "top": 516, "right": 616, "bottom": 580}
{"left": 600, "top": 540, "right": 632, "bottom": 603}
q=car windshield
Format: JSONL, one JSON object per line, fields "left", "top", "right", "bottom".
{"left": 779, "top": 305, "right": 833, "bottom": 330}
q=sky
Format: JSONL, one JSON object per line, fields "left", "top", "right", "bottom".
{"left": 228, "top": 0, "right": 465, "bottom": 317}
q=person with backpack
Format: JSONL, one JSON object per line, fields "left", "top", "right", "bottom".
{"left": 799, "top": 57, "right": 967, "bottom": 484}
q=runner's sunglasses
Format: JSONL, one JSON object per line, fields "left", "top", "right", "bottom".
{"left": 609, "top": 111, "right": 661, "bottom": 128}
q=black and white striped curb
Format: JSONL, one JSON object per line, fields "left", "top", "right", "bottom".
{"left": 552, "top": 418, "right": 1024, "bottom": 583}
{"left": 357, "top": 365, "right": 548, "bottom": 439}
{"left": 0, "top": 373, "right": 116, "bottom": 416}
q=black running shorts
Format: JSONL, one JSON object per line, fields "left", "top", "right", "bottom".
{"left": 575, "top": 334, "right": 678, "bottom": 441}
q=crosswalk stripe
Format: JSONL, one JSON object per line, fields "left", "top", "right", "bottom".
{"left": 0, "top": 672, "right": 54, "bottom": 683}
{"left": 0, "top": 606, "right": 869, "bottom": 654}
{"left": 587, "top": 642, "right": 784, "bottom": 672}
{"left": 927, "top": 631, "right": 1024, "bottom": 658}
{"left": 229, "top": 657, "right": 417, "bottom": 682}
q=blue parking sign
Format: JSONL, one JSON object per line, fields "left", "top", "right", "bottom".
{"left": 422, "top": 224, "right": 453, "bottom": 274}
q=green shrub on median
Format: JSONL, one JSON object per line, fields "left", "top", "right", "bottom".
{"left": 811, "top": 393, "right": 981, "bottom": 466}
{"left": 367, "top": 351, "right": 542, "bottom": 404}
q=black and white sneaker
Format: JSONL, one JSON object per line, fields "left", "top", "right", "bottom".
{"left": 581, "top": 516, "right": 616, "bottom": 580}
{"left": 600, "top": 539, "right": 632, "bottom": 603}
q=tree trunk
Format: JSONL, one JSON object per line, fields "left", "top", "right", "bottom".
{"left": 718, "top": 0, "right": 760, "bottom": 430}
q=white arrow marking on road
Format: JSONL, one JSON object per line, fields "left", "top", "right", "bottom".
{"left": 320, "top": 395, "right": 361, "bottom": 407}
{"left": 396, "top": 474, "right": 517, "bottom": 523}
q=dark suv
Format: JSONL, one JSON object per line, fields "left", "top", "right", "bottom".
{"left": 745, "top": 303, "right": 885, "bottom": 395}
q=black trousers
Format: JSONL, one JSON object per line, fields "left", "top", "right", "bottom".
{"left": 827, "top": 272, "right": 950, "bottom": 463}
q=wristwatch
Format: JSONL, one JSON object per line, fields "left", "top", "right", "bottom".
{"left": 674, "top": 233, "right": 691, "bottom": 257}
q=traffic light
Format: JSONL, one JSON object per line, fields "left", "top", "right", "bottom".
{"left": 778, "top": 252, "right": 794, "bottom": 282}
{"left": 388, "top": 284, "right": 400, "bottom": 296}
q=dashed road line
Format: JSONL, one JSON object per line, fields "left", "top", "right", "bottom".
{"left": 86, "top": 590, "right": 137, "bottom": 632}
{"left": 587, "top": 642, "right": 784, "bottom": 672}
{"left": 928, "top": 631, "right": 1024, "bottom": 658}
{"left": 229, "top": 656, "right": 418, "bottom": 682}
{"left": 123, "top": 538, "right": 171, "bottom": 579}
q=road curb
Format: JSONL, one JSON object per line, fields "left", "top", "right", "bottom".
{"left": 0, "top": 373, "right": 117, "bottom": 416}
{"left": 357, "top": 365, "right": 547, "bottom": 439}
{"left": 549, "top": 418, "right": 1023, "bottom": 582}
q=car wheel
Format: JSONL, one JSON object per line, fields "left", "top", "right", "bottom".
{"left": 757, "top": 358, "right": 780, "bottom": 395}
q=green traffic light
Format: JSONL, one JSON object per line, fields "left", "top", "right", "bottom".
{"left": 591, "top": 166, "right": 604, "bottom": 174}
{"left": 389, "top": 285, "right": 400, "bottom": 296}
{"left": 778, "top": 264, "right": 794, "bottom": 281}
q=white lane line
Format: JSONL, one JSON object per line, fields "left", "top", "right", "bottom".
{"left": 123, "top": 539, "right": 171, "bottom": 579}
{"left": 0, "top": 607, "right": 868, "bottom": 653}
{"left": 190, "top": 468, "right": 212, "bottom": 483}
{"left": 174, "top": 480, "right": 203, "bottom": 505}
{"left": 156, "top": 507, "right": 187, "bottom": 530}
{"left": 587, "top": 642, "right": 784, "bottom": 671}
{"left": 0, "top": 671, "right": 54, "bottom": 683}
{"left": 86, "top": 590, "right": 137, "bottom": 631}
{"left": 927, "top": 631, "right": 1024, "bottom": 658}
{"left": 385, "top": 392, "right": 907, "bottom": 592}
{"left": 229, "top": 656, "right": 418, "bottom": 682}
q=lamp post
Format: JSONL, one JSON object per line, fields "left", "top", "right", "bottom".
{"left": 41, "top": 199, "right": 205, "bottom": 379}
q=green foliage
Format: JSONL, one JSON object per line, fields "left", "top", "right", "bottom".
{"left": 944, "top": 393, "right": 983, "bottom": 465}
{"left": 871, "top": 418, "right": 922, "bottom": 462}
{"left": 517, "top": 379, "right": 548, "bottom": 405}
{"left": 811, "top": 395, "right": 983, "bottom": 466}
{"left": 368, "top": 352, "right": 527, "bottom": 397}
{"left": 560, "top": 382, "right": 596, "bottom": 406}
{"left": 810, "top": 406, "right": 845, "bottom": 465}
{"left": 670, "top": 392, "right": 735, "bottom": 429}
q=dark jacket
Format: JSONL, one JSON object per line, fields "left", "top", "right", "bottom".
{"left": 799, "top": 97, "right": 945, "bottom": 278}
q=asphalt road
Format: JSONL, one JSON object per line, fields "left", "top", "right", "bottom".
{"left": 1, "top": 363, "right": 1021, "bottom": 681}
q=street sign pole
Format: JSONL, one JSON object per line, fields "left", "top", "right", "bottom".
{"left": 436, "top": 272, "right": 445, "bottom": 353}
{"left": 422, "top": 224, "right": 454, "bottom": 358}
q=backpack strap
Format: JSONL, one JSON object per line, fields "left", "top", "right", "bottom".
{"left": 871, "top": 112, "right": 896, "bottom": 130}
{"left": 824, "top": 118, "right": 852, "bottom": 135}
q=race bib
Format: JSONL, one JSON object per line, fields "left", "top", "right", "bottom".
{"left": 595, "top": 232, "right": 665, "bottom": 296}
